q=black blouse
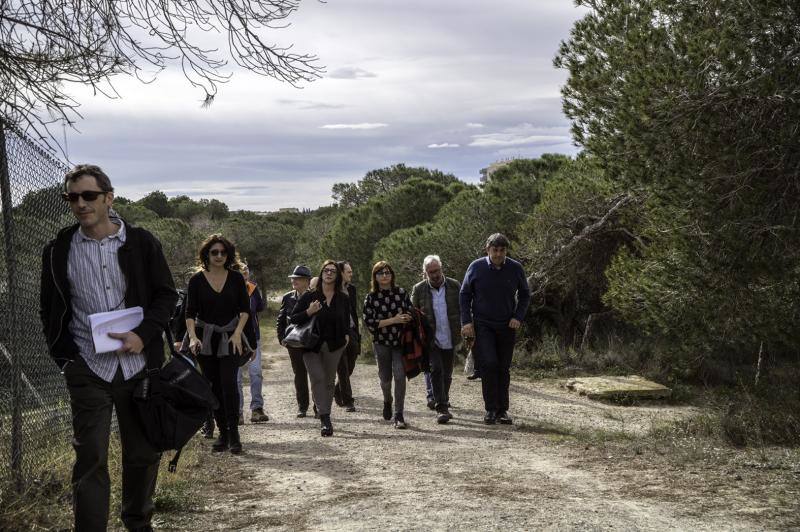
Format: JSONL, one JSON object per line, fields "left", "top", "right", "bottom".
{"left": 363, "top": 287, "right": 412, "bottom": 347}
{"left": 185, "top": 270, "right": 250, "bottom": 352}
{"left": 289, "top": 289, "right": 350, "bottom": 352}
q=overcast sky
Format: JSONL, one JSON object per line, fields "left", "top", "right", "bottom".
{"left": 64, "top": 0, "right": 588, "bottom": 212}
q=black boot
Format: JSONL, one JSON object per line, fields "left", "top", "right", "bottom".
{"left": 229, "top": 425, "right": 242, "bottom": 454}
{"left": 320, "top": 414, "right": 333, "bottom": 437}
{"left": 212, "top": 426, "right": 229, "bottom": 452}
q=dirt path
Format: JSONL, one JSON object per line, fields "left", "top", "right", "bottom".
{"left": 174, "top": 347, "right": 800, "bottom": 531}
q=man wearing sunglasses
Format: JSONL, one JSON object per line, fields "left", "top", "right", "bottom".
{"left": 40, "top": 164, "right": 177, "bottom": 532}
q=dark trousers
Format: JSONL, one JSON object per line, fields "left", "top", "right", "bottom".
{"left": 287, "top": 347, "right": 310, "bottom": 411}
{"left": 334, "top": 333, "right": 360, "bottom": 406}
{"left": 65, "top": 356, "right": 160, "bottom": 531}
{"left": 474, "top": 322, "right": 516, "bottom": 412}
{"left": 429, "top": 345, "right": 454, "bottom": 410}
{"left": 197, "top": 354, "right": 239, "bottom": 430}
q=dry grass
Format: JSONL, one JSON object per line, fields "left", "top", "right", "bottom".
{"left": 0, "top": 433, "right": 203, "bottom": 531}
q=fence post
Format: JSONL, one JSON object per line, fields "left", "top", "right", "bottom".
{"left": 0, "top": 120, "right": 23, "bottom": 490}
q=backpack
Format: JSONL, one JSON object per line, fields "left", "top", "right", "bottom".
{"left": 133, "top": 328, "right": 219, "bottom": 471}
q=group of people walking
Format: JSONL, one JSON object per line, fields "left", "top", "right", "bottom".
{"left": 40, "top": 163, "right": 531, "bottom": 531}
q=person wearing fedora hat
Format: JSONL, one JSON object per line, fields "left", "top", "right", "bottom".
{"left": 277, "top": 265, "right": 314, "bottom": 417}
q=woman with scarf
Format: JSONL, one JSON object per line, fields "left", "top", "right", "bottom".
{"left": 185, "top": 234, "right": 250, "bottom": 454}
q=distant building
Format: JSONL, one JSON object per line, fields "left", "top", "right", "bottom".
{"left": 278, "top": 207, "right": 300, "bottom": 213}
{"left": 479, "top": 159, "right": 514, "bottom": 182}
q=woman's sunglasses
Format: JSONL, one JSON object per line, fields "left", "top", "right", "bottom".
{"left": 61, "top": 190, "right": 107, "bottom": 203}
{"left": 210, "top": 249, "right": 227, "bottom": 257}
{"left": 376, "top": 270, "right": 392, "bottom": 277}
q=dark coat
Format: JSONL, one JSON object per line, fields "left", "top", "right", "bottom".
{"left": 277, "top": 289, "right": 303, "bottom": 343}
{"left": 40, "top": 222, "right": 177, "bottom": 369}
{"left": 289, "top": 289, "right": 350, "bottom": 352}
{"left": 410, "top": 277, "right": 463, "bottom": 348}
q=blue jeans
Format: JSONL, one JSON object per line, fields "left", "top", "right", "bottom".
{"left": 237, "top": 339, "right": 264, "bottom": 412}
{"left": 424, "top": 371, "right": 434, "bottom": 402}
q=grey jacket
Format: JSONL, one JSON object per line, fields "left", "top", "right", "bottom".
{"left": 411, "top": 277, "right": 462, "bottom": 349}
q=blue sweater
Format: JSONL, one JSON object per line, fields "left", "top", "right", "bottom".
{"left": 460, "top": 256, "right": 531, "bottom": 327}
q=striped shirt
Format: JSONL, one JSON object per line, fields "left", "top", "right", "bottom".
{"left": 67, "top": 218, "right": 145, "bottom": 382}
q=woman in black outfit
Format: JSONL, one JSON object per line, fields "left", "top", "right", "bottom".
{"left": 289, "top": 260, "right": 351, "bottom": 436}
{"left": 185, "top": 235, "right": 250, "bottom": 454}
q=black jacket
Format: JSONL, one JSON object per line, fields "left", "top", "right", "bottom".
{"left": 345, "top": 284, "right": 360, "bottom": 337}
{"left": 289, "top": 290, "right": 350, "bottom": 352}
{"left": 40, "top": 222, "right": 177, "bottom": 370}
{"left": 277, "top": 289, "right": 303, "bottom": 343}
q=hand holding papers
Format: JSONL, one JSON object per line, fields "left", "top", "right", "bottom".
{"left": 89, "top": 307, "right": 144, "bottom": 354}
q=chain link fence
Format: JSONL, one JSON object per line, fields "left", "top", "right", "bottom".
{"left": 0, "top": 122, "right": 73, "bottom": 488}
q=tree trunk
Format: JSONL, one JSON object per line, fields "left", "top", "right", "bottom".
{"left": 755, "top": 341, "right": 769, "bottom": 387}
{"left": 580, "top": 314, "right": 597, "bottom": 352}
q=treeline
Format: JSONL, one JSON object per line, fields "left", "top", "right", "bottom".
{"left": 121, "top": 0, "right": 800, "bottom": 382}
{"left": 29, "top": 0, "right": 797, "bottom": 384}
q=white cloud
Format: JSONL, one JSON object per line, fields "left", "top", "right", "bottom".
{"left": 428, "top": 143, "right": 460, "bottom": 148}
{"left": 469, "top": 134, "right": 569, "bottom": 148}
{"left": 466, "top": 123, "right": 484, "bottom": 128}
{"left": 469, "top": 123, "right": 571, "bottom": 148}
{"left": 320, "top": 123, "right": 389, "bottom": 130}
{"left": 328, "top": 67, "right": 378, "bottom": 79}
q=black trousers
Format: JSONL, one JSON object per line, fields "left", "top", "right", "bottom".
{"left": 197, "top": 354, "right": 239, "bottom": 430}
{"left": 287, "top": 346, "right": 310, "bottom": 411}
{"left": 429, "top": 344, "right": 454, "bottom": 410}
{"left": 65, "top": 356, "right": 160, "bottom": 531}
{"left": 474, "top": 322, "right": 516, "bottom": 413}
{"left": 334, "top": 332, "right": 360, "bottom": 406}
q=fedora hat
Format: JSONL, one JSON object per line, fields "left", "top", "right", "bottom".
{"left": 288, "top": 265, "right": 312, "bottom": 279}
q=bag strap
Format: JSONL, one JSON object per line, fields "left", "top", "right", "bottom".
{"left": 168, "top": 447, "right": 183, "bottom": 473}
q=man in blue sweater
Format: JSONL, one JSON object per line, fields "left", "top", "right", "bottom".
{"left": 460, "top": 233, "right": 531, "bottom": 425}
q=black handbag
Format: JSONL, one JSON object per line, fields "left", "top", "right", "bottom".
{"left": 133, "top": 329, "right": 219, "bottom": 471}
{"left": 283, "top": 315, "right": 320, "bottom": 349}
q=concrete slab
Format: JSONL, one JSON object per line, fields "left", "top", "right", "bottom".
{"left": 564, "top": 375, "right": 672, "bottom": 400}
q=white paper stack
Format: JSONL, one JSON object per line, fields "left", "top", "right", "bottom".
{"left": 88, "top": 306, "right": 144, "bottom": 353}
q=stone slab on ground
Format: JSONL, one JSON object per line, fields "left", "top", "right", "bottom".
{"left": 565, "top": 375, "right": 672, "bottom": 400}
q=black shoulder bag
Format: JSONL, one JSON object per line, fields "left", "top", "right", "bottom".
{"left": 133, "top": 328, "right": 219, "bottom": 472}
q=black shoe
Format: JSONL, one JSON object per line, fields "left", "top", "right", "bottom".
{"left": 394, "top": 413, "right": 407, "bottom": 429}
{"left": 483, "top": 411, "right": 497, "bottom": 425}
{"left": 426, "top": 399, "right": 436, "bottom": 411}
{"left": 212, "top": 429, "right": 229, "bottom": 452}
{"left": 250, "top": 408, "right": 269, "bottom": 423}
{"left": 320, "top": 414, "right": 333, "bottom": 437}
{"left": 467, "top": 372, "right": 481, "bottom": 380}
{"left": 297, "top": 409, "right": 307, "bottom": 418}
{"left": 345, "top": 404, "right": 356, "bottom": 412}
{"left": 497, "top": 411, "right": 513, "bottom": 425}
{"left": 229, "top": 427, "right": 242, "bottom": 454}
{"left": 437, "top": 407, "right": 452, "bottom": 424}
{"left": 382, "top": 400, "right": 392, "bottom": 421}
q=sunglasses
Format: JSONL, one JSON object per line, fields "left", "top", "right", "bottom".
{"left": 209, "top": 249, "right": 227, "bottom": 257}
{"left": 376, "top": 270, "right": 392, "bottom": 277}
{"left": 61, "top": 190, "right": 107, "bottom": 203}
{"left": 322, "top": 268, "right": 338, "bottom": 274}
